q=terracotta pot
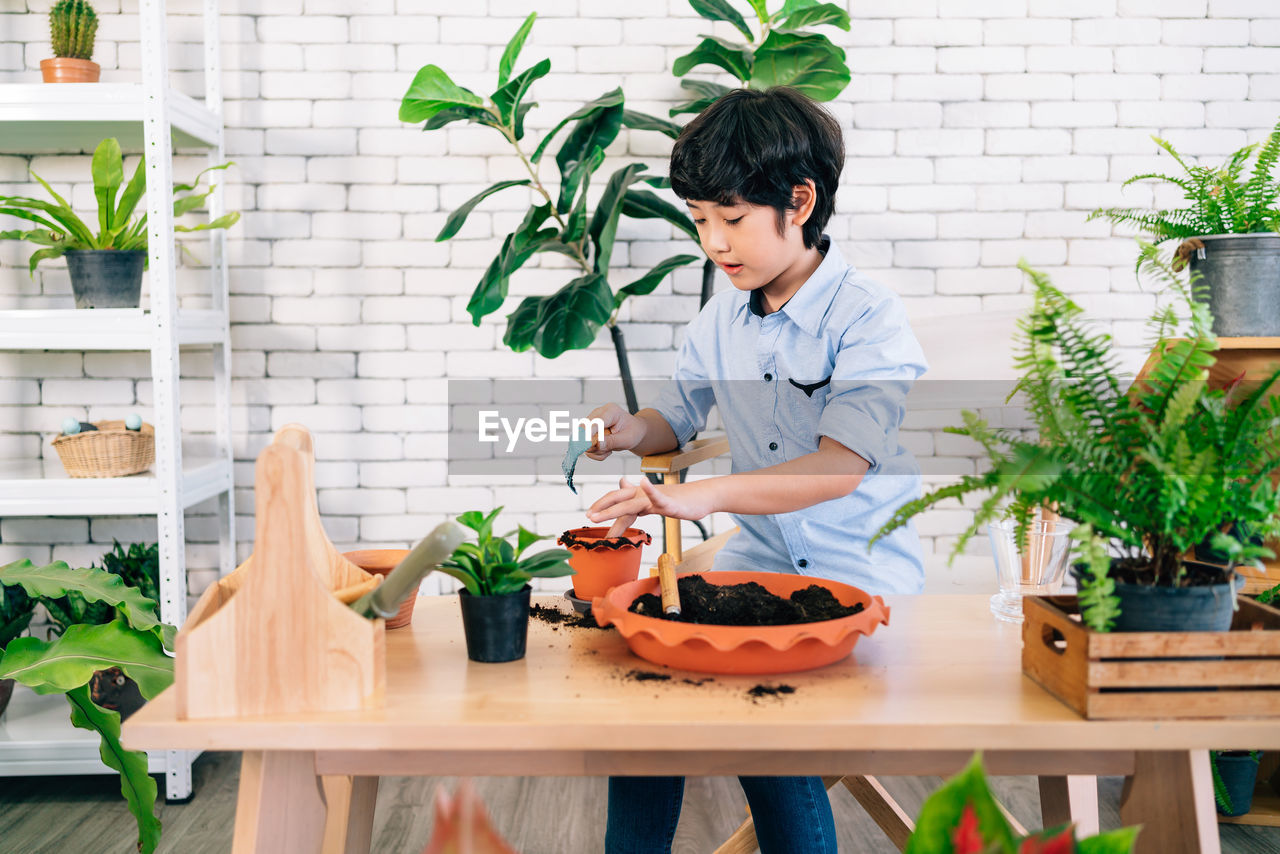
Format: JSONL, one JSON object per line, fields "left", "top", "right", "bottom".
{"left": 557, "top": 527, "right": 652, "bottom": 601}
{"left": 342, "top": 549, "right": 415, "bottom": 629}
{"left": 40, "top": 57, "right": 100, "bottom": 83}
{"left": 591, "top": 571, "right": 891, "bottom": 675}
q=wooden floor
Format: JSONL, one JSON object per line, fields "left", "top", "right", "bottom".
{"left": 0, "top": 752, "right": 1277, "bottom": 853}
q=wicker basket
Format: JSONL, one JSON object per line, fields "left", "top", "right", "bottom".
{"left": 51, "top": 420, "right": 155, "bottom": 478}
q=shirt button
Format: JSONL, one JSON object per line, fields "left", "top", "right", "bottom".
{"left": 768, "top": 441, "right": 778, "bottom": 451}
{"left": 798, "top": 559, "right": 809, "bottom": 568}
{"left": 763, "top": 373, "right": 773, "bottom": 382}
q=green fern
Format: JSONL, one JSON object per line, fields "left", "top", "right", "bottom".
{"left": 1089, "top": 119, "right": 1280, "bottom": 243}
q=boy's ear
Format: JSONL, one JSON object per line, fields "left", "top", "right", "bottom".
{"left": 791, "top": 179, "right": 817, "bottom": 227}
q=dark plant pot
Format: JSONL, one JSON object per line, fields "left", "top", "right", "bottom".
{"left": 1215, "top": 751, "right": 1261, "bottom": 817}
{"left": 0, "top": 678, "right": 13, "bottom": 718}
{"left": 1188, "top": 234, "right": 1280, "bottom": 337}
{"left": 1111, "top": 565, "right": 1243, "bottom": 633}
{"left": 458, "top": 585, "right": 531, "bottom": 663}
{"left": 65, "top": 249, "right": 145, "bottom": 309}
{"left": 1194, "top": 522, "right": 1265, "bottom": 565}
{"left": 89, "top": 667, "right": 146, "bottom": 722}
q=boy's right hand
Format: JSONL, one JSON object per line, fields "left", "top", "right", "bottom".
{"left": 584, "top": 403, "right": 645, "bottom": 461}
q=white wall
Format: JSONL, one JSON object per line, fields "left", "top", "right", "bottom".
{"left": 1, "top": 0, "right": 1277, "bottom": 597}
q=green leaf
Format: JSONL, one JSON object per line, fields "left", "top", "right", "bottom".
{"left": 5, "top": 189, "right": 95, "bottom": 248}
{"left": 27, "top": 245, "right": 68, "bottom": 273}
{"left": 515, "top": 525, "right": 547, "bottom": 560}
{"left": 466, "top": 204, "right": 558, "bottom": 324}
{"left": 112, "top": 155, "right": 147, "bottom": 233}
{"left": 672, "top": 36, "right": 753, "bottom": 82}
{"left": 437, "top": 180, "right": 532, "bottom": 242}
{"left": 669, "top": 78, "right": 732, "bottom": 118}
{"left": 399, "top": 64, "right": 487, "bottom": 125}
{"left": 1078, "top": 827, "right": 1142, "bottom": 854}
{"left": 589, "top": 163, "right": 648, "bottom": 273}
{"left": 531, "top": 88, "right": 624, "bottom": 165}
{"left": 778, "top": 1, "right": 850, "bottom": 31}
{"left": 492, "top": 58, "right": 551, "bottom": 139}
{"left": 621, "top": 109, "right": 683, "bottom": 140}
{"left": 503, "top": 296, "right": 543, "bottom": 352}
{"left": 746, "top": 0, "right": 770, "bottom": 20}
{"left": 66, "top": 685, "right": 162, "bottom": 854}
{"left": 904, "top": 754, "right": 1016, "bottom": 854}
{"left": 0, "top": 620, "right": 173, "bottom": 699}
{"left": 91, "top": 137, "right": 124, "bottom": 236}
{"left": 750, "top": 30, "right": 849, "bottom": 101}
{"left": 498, "top": 12, "right": 537, "bottom": 87}
{"left": 555, "top": 97, "right": 624, "bottom": 211}
{"left": 617, "top": 254, "right": 701, "bottom": 306}
{"left": 174, "top": 212, "right": 240, "bottom": 234}
{"left": 0, "top": 560, "right": 170, "bottom": 646}
{"left": 620, "top": 188, "right": 699, "bottom": 241}
{"left": 689, "top": 0, "right": 755, "bottom": 41}
{"left": 531, "top": 273, "right": 614, "bottom": 359}
{"left": 422, "top": 104, "right": 496, "bottom": 131}
{"left": 436, "top": 564, "right": 481, "bottom": 595}
{"left": 557, "top": 144, "right": 606, "bottom": 216}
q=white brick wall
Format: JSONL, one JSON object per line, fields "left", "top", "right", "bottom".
{"left": 2, "top": 2, "right": 1279, "bottom": 597}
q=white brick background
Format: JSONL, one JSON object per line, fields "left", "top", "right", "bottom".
{"left": 2, "top": 0, "right": 1279, "bottom": 598}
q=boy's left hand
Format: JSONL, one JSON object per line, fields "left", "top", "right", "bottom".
{"left": 587, "top": 476, "right": 716, "bottom": 524}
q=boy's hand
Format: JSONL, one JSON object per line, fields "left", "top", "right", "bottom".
{"left": 584, "top": 403, "right": 646, "bottom": 461}
{"left": 587, "top": 476, "right": 716, "bottom": 523}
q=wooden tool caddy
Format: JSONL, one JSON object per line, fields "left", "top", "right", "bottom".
{"left": 175, "top": 424, "right": 385, "bottom": 719}
{"left": 1023, "top": 594, "right": 1280, "bottom": 720}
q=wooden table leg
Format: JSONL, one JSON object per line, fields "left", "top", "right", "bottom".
{"left": 1120, "top": 750, "right": 1220, "bottom": 854}
{"left": 1039, "top": 775, "right": 1099, "bottom": 836}
{"left": 321, "top": 775, "right": 380, "bottom": 854}
{"left": 232, "top": 751, "right": 327, "bottom": 854}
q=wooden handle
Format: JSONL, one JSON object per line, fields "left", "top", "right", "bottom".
{"left": 658, "top": 553, "right": 680, "bottom": 615}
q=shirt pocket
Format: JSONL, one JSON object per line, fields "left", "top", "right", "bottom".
{"left": 781, "top": 373, "right": 832, "bottom": 447}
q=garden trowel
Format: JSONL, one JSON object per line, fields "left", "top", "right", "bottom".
{"left": 349, "top": 520, "right": 467, "bottom": 620}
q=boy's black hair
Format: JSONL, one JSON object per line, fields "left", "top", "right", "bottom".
{"left": 669, "top": 87, "right": 844, "bottom": 250}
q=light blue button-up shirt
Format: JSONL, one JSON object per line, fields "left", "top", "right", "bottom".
{"left": 651, "top": 236, "right": 928, "bottom": 596}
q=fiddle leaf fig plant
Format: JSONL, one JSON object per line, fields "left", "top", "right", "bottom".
{"left": 671, "top": 0, "right": 852, "bottom": 116}
{"left": 440, "top": 507, "right": 574, "bottom": 596}
{"left": 0, "top": 559, "right": 174, "bottom": 854}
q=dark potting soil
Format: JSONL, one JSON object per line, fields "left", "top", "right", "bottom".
{"left": 627, "top": 575, "right": 863, "bottom": 625}
{"left": 1110, "top": 557, "right": 1236, "bottom": 588}
{"left": 625, "top": 669, "right": 672, "bottom": 682}
{"left": 529, "top": 603, "right": 609, "bottom": 630}
{"left": 747, "top": 683, "right": 797, "bottom": 700}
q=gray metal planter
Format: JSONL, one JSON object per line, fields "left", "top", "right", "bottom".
{"left": 1187, "top": 234, "right": 1280, "bottom": 337}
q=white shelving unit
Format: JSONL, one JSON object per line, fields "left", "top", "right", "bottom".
{"left": 0, "top": 0, "right": 233, "bottom": 802}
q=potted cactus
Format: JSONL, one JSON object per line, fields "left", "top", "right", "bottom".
{"left": 41, "top": 0, "right": 100, "bottom": 83}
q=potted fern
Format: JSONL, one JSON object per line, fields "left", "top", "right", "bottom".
{"left": 41, "top": 0, "right": 100, "bottom": 83}
{"left": 876, "top": 247, "right": 1280, "bottom": 633}
{"left": 438, "top": 508, "right": 574, "bottom": 662}
{"left": 0, "top": 137, "right": 238, "bottom": 308}
{"left": 1089, "top": 118, "right": 1280, "bottom": 337}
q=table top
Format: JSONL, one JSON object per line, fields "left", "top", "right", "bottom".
{"left": 123, "top": 595, "right": 1280, "bottom": 755}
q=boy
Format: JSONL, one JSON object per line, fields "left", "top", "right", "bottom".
{"left": 583, "top": 87, "right": 928, "bottom": 854}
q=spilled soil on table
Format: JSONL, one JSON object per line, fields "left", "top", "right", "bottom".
{"left": 529, "top": 603, "right": 609, "bottom": 630}
{"left": 628, "top": 575, "right": 862, "bottom": 625}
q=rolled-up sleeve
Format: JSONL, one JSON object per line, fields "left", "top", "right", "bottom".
{"left": 817, "top": 289, "right": 927, "bottom": 468}
{"left": 651, "top": 315, "right": 716, "bottom": 447}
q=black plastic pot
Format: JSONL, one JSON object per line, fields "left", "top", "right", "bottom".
{"left": 1187, "top": 234, "right": 1280, "bottom": 337}
{"left": 0, "top": 678, "right": 13, "bottom": 719}
{"left": 1111, "top": 563, "right": 1243, "bottom": 633}
{"left": 458, "top": 585, "right": 531, "bottom": 663}
{"left": 65, "top": 249, "right": 144, "bottom": 309}
{"left": 1214, "top": 751, "right": 1261, "bottom": 817}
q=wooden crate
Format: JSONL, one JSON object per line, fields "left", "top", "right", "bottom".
{"left": 1022, "top": 594, "right": 1280, "bottom": 720}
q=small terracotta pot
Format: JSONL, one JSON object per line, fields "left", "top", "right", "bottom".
{"left": 557, "top": 527, "right": 652, "bottom": 600}
{"left": 40, "top": 58, "right": 100, "bottom": 83}
{"left": 342, "top": 549, "right": 414, "bottom": 629}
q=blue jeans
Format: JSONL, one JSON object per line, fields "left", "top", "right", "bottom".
{"left": 604, "top": 775, "right": 837, "bottom": 854}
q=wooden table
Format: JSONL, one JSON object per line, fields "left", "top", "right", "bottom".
{"left": 123, "top": 595, "right": 1280, "bottom": 854}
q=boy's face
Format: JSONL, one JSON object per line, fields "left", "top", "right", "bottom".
{"left": 686, "top": 183, "right": 817, "bottom": 302}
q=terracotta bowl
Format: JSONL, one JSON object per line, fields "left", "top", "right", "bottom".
{"left": 342, "top": 549, "right": 414, "bottom": 629}
{"left": 591, "top": 571, "right": 890, "bottom": 675}
{"left": 557, "top": 527, "right": 652, "bottom": 601}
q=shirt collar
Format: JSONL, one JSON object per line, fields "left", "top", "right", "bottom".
{"left": 734, "top": 235, "right": 844, "bottom": 338}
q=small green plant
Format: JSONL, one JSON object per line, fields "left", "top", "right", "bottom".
{"left": 906, "top": 753, "right": 1138, "bottom": 853}
{"left": 0, "top": 137, "right": 239, "bottom": 274}
{"left": 1259, "top": 582, "right": 1280, "bottom": 606}
{"left": 0, "top": 559, "right": 175, "bottom": 854}
{"left": 875, "top": 246, "right": 1280, "bottom": 631}
{"left": 670, "top": 0, "right": 851, "bottom": 116}
{"left": 440, "top": 507, "right": 574, "bottom": 596}
{"left": 45, "top": 541, "right": 159, "bottom": 636}
{"left": 1089, "top": 118, "right": 1280, "bottom": 246}
{"left": 49, "top": 0, "right": 97, "bottom": 61}
{"left": 1210, "top": 749, "right": 1262, "bottom": 815}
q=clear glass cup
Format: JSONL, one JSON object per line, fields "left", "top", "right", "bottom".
{"left": 987, "top": 514, "right": 1076, "bottom": 623}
